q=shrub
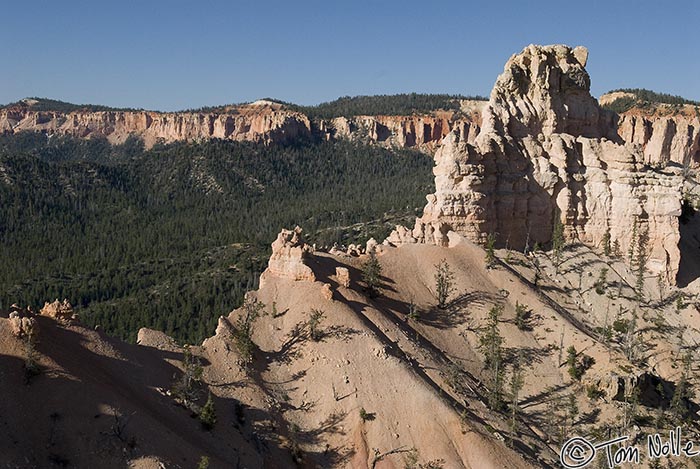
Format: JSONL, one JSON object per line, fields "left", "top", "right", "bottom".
{"left": 308, "top": 309, "right": 324, "bottom": 341}
{"left": 514, "top": 302, "right": 532, "bottom": 331}
{"left": 359, "top": 407, "right": 375, "bottom": 422}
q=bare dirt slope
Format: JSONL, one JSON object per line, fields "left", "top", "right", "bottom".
{"left": 3, "top": 224, "right": 700, "bottom": 468}
{"left": 0, "top": 314, "right": 293, "bottom": 468}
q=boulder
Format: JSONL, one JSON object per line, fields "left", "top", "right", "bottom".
{"left": 336, "top": 267, "right": 351, "bottom": 288}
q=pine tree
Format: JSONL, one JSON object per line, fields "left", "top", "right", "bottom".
{"left": 434, "top": 259, "right": 455, "bottom": 309}
{"left": 175, "top": 345, "right": 203, "bottom": 403}
{"left": 479, "top": 305, "right": 505, "bottom": 410}
{"left": 361, "top": 247, "right": 382, "bottom": 298}
{"left": 670, "top": 351, "right": 693, "bottom": 423}
{"left": 602, "top": 227, "right": 611, "bottom": 257}
{"left": 232, "top": 297, "right": 265, "bottom": 367}
{"left": 485, "top": 233, "right": 497, "bottom": 269}
{"left": 634, "top": 225, "right": 650, "bottom": 301}
{"left": 308, "top": 309, "right": 324, "bottom": 341}
{"left": 199, "top": 393, "right": 217, "bottom": 430}
{"left": 622, "top": 311, "right": 639, "bottom": 363}
{"left": 552, "top": 211, "right": 565, "bottom": 272}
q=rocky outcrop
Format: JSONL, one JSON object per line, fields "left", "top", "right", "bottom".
{"left": 318, "top": 108, "right": 483, "bottom": 150}
{"left": 40, "top": 299, "right": 76, "bottom": 321}
{"left": 262, "top": 226, "right": 316, "bottom": 283}
{"left": 9, "top": 312, "right": 36, "bottom": 338}
{"left": 389, "top": 44, "right": 687, "bottom": 281}
{"left": 0, "top": 100, "right": 312, "bottom": 149}
{"left": 616, "top": 112, "right": 700, "bottom": 167}
{"left": 136, "top": 328, "right": 180, "bottom": 352}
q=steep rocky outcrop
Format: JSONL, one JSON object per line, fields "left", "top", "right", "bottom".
{"left": 261, "top": 226, "right": 316, "bottom": 283}
{"left": 616, "top": 110, "right": 700, "bottom": 167}
{"left": 317, "top": 106, "right": 483, "bottom": 149}
{"left": 389, "top": 44, "right": 688, "bottom": 281}
{"left": 39, "top": 299, "right": 76, "bottom": 321}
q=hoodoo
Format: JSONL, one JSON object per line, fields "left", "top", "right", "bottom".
{"left": 390, "top": 44, "right": 691, "bottom": 282}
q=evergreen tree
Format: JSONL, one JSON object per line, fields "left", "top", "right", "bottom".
{"left": 634, "top": 224, "right": 650, "bottom": 301}
{"left": 434, "top": 259, "right": 455, "bottom": 309}
{"left": 479, "top": 305, "right": 505, "bottom": 410}
{"left": 361, "top": 247, "right": 383, "bottom": 298}
{"left": 485, "top": 233, "right": 497, "bottom": 269}
{"left": 670, "top": 351, "right": 693, "bottom": 423}
{"left": 551, "top": 211, "right": 565, "bottom": 272}
{"left": 308, "top": 309, "right": 324, "bottom": 341}
{"left": 199, "top": 393, "right": 217, "bottom": 430}
{"left": 232, "top": 297, "right": 265, "bottom": 367}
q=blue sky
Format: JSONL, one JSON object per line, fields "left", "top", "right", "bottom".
{"left": 2, "top": 0, "right": 698, "bottom": 111}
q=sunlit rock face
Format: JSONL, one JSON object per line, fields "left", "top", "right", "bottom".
{"left": 390, "top": 45, "right": 685, "bottom": 281}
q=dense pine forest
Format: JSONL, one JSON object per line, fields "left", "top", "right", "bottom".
{"left": 183, "top": 93, "right": 486, "bottom": 117}
{"left": 1, "top": 97, "right": 145, "bottom": 113}
{"left": 0, "top": 133, "right": 433, "bottom": 343}
{"left": 289, "top": 93, "right": 486, "bottom": 119}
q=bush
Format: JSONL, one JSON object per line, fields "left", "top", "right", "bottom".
{"left": 308, "top": 309, "right": 324, "bottom": 341}
{"left": 566, "top": 346, "right": 595, "bottom": 381}
{"left": 586, "top": 385, "right": 605, "bottom": 400}
{"left": 514, "top": 302, "right": 532, "bottom": 331}
{"left": 359, "top": 407, "right": 375, "bottom": 422}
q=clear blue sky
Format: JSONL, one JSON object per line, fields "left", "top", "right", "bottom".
{"left": 2, "top": 0, "right": 698, "bottom": 111}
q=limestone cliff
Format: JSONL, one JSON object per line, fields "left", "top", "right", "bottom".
{"left": 390, "top": 44, "right": 690, "bottom": 282}
{"left": 617, "top": 109, "right": 700, "bottom": 168}
{"left": 0, "top": 98, "right": 484, "bottom": 151}
{"left": 0, "top": 100, "right": 312, "bottom": 148}
{"left": 317, "top": 104, "right": 484, "bottom": 150}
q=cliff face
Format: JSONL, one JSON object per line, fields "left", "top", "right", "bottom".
{"left": 389, "top": 44, "right": 689, "bottom": 281}
{"left": 2, "top": 93, "right": 697, "bottom": 161}
{"left": 317, "top": 105, "right": 484, "bottom": 150}
{"left": 0, "top": 100, "right": 313, "bottom": 148}
{"left": 617, "top": 111, "right": 700, "bottom": 167}
{"left": 0, "top": 98, "right": 485, "bottom": 151}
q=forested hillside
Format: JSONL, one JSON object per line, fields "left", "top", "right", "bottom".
{"left": 291, "top": 93, "right": 486, "bottom": 118}
{"left": 0, "top": 134, "right": 432, "bottom": 343}
{"left": 601, "top": 88, "right": 700, "bottom": 113}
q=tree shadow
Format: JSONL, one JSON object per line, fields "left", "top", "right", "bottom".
{"left": 503, "top": 346, "right": 552, "bottom": 366}
{"left": 3, "top": 316, "right": 297, "bottom": 468}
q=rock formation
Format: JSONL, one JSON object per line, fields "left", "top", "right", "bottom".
{"left": 40, "top": 298, "right": 76, "bottom": 321}
{"left": 9, "top": 312, "right": 35, "bottom": 339}
{"left": 318, "top": 109, "right": 483, "bottom": 150}
{"left": 261, "top": 226, "right": 316, "bottom": 283}
{"left": 0, "top": 100, "right": 312, "bottom": 149}
{"left": 390, "top": 44, "right": 689, "bottom": 281}
{"left": 616, "top": 111, "right": 700, "bottom": 167}
{"left": 0, "top": 98, "right": 486, "bottom": 151}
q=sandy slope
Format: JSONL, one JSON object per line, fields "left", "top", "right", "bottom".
{"left": 3, "top": 229, "right": 700, "bottom": 468}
